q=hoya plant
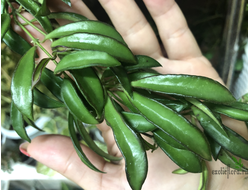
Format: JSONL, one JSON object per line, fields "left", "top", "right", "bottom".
{"left": 1, "top": 0, "right": 248, "bottom": 190}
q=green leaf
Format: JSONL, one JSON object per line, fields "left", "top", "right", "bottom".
{"left": 186, "top": 98, "right": 228, "bottom": 138}
{"left": 125, "top": 55, "right": 162, "bottom": 71}
{"left": 32, "top": 58, "right": 51, "bottom": 88}
{"left": 10, "top": 101, "right": 31, "bottom": 142}
{"left": 198, "top": 161, "right": 208, "bottom": 190}
{"left": 172, "top": 168, "right": 189, "bottom": 175}
{"left": 74, "top": 118, "right": 123, "bottom": 162}
{"left": 68, "top": 112, "right": 105, "bottom": 173}
{"left": 33, "top": 87, "right": 65, "bottom": 109}
{"left": 111, "top": 66, "right": 133, "bottom": 98}
{"left": 61, "top": 0, "right": 71, "bottom": 7}
{"left": 11, "top": 46, "right": 37, "bottom": 120}
{"left": 23, "top": 115, "right": 44, "bottom": 132}
{"left": 35, "top": 0, "right": 50, "bottom": 16}
{"left": 1, "top": 13, "right": 11, "bottom": 40}
{"left": 132, "top": 75, "right": 236, "bottom": 103}
{"left": 3, "top": 28, "right": 33, "bottom": 56}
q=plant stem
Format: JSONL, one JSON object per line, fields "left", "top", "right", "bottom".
{"left": 17, "top": 13, "right": 47, "bottom": 36}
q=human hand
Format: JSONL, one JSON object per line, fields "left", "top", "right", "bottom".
{"left": 16, "top": 0, "right": 247, "bottom": 189}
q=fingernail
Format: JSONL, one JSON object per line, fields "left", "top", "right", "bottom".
{"left": 19, "top": 142, "right": 30, "bottom": 157}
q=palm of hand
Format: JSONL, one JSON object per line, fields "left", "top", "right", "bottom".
{"left": 15, "top": 0, "right": 247, "bottom": 189}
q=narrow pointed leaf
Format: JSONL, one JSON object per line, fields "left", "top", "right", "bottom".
{"left": 40, "top": 68, "right": 63, "bottom": 102}
{"left": 129, "top": 92, "right": 211, "bottom": 161}
{"left": 33, "top": 88, "right": 65, "bottom": 108}
{"left": 192, "top": 106, "right": 248, "bottom": 160}
{"left": 44, "top": 20, "right": 126, "bottom": 45}
{"left": 132, "top": 75, "right": 236, "bottom": 103}
{"left": 186, "top": 97, "right": 228, "bottom": 138}
{"left": 51, "top": 33, "right": 137, "bottom": 64}
{"left": 61, "top": 79, "right": 99, "bottom": 124}
{"left": 122, "top": 112, "right": 157, "bottom": 133}
{"left": 111, "top": 66, "right": 133, "bottom": 97}
{"left": 74, "top": 118, "right": 123, "bottom": 162}
{"left": 11, "top": 46, "right": 36, "bottom": 120}
{"left": 105, "top": 96, "right": 147, "bottom": 190}
{"left": 218, "top": 149, "right": 248, "bottom": 171}
{"left": 10, "top": 101, "right": 31, "bottom": 142}
{"left": 35, "top": 0, "right": 50, "bottom": 16}
{"left": 61, "top": 0, "right": 71, "bottom": 6}
{"left": 172, "top": 168, "right": 188, "bottom": 175}
{"left": 71, "top": 68, "right": 105, "bottom": 118}
{"left": 3, "top": 28, "right": 32, "bottom": 56}
{"left": 154, "top": 134, "right": 202, "bottom": 173}
{"left": 204, "top": 132, "right": 221, "bottom": 161}
{"left": 54, "top": 50, "right": 121, "bottom": 74}
{"left": 48, "top": 12, "right": 88, "bottom": 22}
{"left": 68, "top": 113, "right": 104, "bottom": 173}
{"left": 198, "top": 161, "right": 208, "bottom": 190}
{"left": 125, "top": 55, "right": 162, "bottom": 71}
{"left": 23, "top": 115, "right": 44, "bottom": 132}
{"left": 32, "top": 58, "right": 51, "bottom": 88}
{"left": 1, "top": 13, "right": 11, "bottom": 39}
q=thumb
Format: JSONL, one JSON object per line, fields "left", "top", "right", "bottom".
{"left": 19, "top": 134, "right": 108, "bottom": 188}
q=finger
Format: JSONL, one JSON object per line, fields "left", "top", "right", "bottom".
{"left": 143, "top": 0, "right": 202, "bottom": 60}
{"left": 99, "top": 0, "right": 162, "bottom": 58}
{"left": 22, "top": 135, "right": 125, "bottom": 189}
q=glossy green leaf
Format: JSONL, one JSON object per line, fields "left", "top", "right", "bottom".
{"left": 35, "top": 0, "right": 50, "bottom": 16}
{"left": 198, "top": 161, "right": 208, "bottom": 190}
{"left": 23, "top": 115, "right": 44, "bottom": 132}
{"left": 218, "top": 149, "right": 248, "bottom": 172}
{"left": 44, "top": 20, "right": 126, "bottom": 45}
{"left": 54, "top": 50, "right": 121, "bottom": 74}
{"left": 61, "top": 0, "right": 71, "bottom": 6}
{"left": 1, "top": 13, "right": 11, "bottom": 39}
{"left": 33, "top": 88, "right": 65, "bottom": 109}
{"left": 51, "top": 33, "right": 137, "bottom": 64}
{"left": 32, "top": 58, "right": 51, "bottom": 88}
{"left": 111, "top": 66, "right": 133, "bottom": 98}
{"left": 192, "top": 106, "right": 248, "bottom": 160}
{"left": 154, "top": 134, "right": 202, "bottom": 173}
{"left": 125, "top": 55, "right": 162, "bottom": 71}
{"left": 105, "top": 96, "right": 147, "bottom": 190}
{"left": 129, "top": 92, "right": 211, "bottom": 161}
{"left": 74, "top": 118, "right": 123, "bottom": 162}
{"left": 186, "top": 97, "right": 228, "bottom": 138}
{"left": 68, "top": 113, "right": 104, "bottom": 173}
{"left": 10, "top": 101, "right": 30, "bottom": 142}
{"left": 48, "top": 12, "right": 88, "bottom": 22}
{"left": 204, "top": 132, "right": 221, "bottom": 161}
{"left": 11, "top": 46, "right": 36, "bottom": 120}
{"left": 40, "top": 68, "right": 63, "bottom": 102}
{"left": 15, "top": 0, "right": 53, "bottom": 33}
{"left": 172, "top": 168, "right": 188, "bottom": 175}
{"left": 153, "top": 129, "right": 186, "bottom": 150}
{"left": 3, "top": 28, "right": 32, "bottom": 56}
{"left": 122, "top": 112, "right": 157, "bottom": 133}
{"left": 115, "top": 91, "right": 139, "bottom": 113}
{"left": 71, "top": 67, "right": 105, "bottom": 119}
{"left": 61, "top": 79, "right": 99, "bottom": 124}
{"left": 205, "top": 102, "right": 248, "bottom": 121}
{"left": 136, "top": 89, "right": 190, "bottom": 112}
{"left": 128, "top": 70, "right": 159, "bottom": 81}
{"left": 132, "top": 75, "right": 236, "bottom": 103}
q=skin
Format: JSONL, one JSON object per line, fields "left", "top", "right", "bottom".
{"left": 13, "top": 0, "right": 247, "bottom": 189}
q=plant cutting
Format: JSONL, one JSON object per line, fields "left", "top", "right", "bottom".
{"left": 2, "top": 0, "right": 248, "bottom": 189}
